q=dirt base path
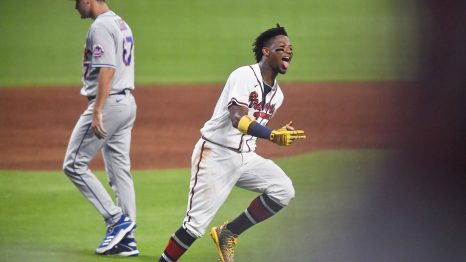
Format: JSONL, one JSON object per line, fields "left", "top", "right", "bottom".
{"left": 0, "top": 82, "right": 407, "bottom": 170}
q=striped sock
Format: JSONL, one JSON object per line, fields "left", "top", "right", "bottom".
{"left": 226, "top": 194, "right": 284, "bottom": 235}
{"left": 159, "top": 227, "right": 197, "bottom": 262}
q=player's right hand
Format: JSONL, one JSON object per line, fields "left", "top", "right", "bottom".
{"left": 269, "top": 128, "right": 306, "bottom": 146}
{"left": 92, "top": 112, "right": 107, "bottom": 139}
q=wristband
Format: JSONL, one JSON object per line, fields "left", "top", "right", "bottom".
{"left": 248, "top": 121, "right": 272, "bottom": 139}
{"left": 238, "top": 115, "right": 255, "bottom": 134}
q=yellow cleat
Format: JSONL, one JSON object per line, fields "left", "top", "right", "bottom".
{"left": 210, "top": 223, "right": 238, "bottom": 262}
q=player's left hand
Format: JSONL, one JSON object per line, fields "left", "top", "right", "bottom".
{"left": 92, "top": 112, "right": 107, "bottom": 139}
{"left": 270, "top": 121, "right": 306, "bottom": 146}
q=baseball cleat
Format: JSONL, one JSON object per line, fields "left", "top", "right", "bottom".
{"left": 95, "top": 214, "right": 136, "bottom": 254}
{"left": 210, "top": 222, "right": 238, "bottom": 262}
{"left": 101, "top": 235, "right": 139, "bottom": 257}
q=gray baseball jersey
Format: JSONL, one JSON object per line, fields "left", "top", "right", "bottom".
{"left": 63, "top": 10, "right": 137, "bottom": 227}
{"left": 81, "top": 11, "right": 135, "bottom": 97}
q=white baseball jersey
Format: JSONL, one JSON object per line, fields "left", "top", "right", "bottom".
{"left": 81, "top": 11, "right": 135, "bottom": 97}
{"left": 201, "top": 63, "right": 284, "bottom": 152}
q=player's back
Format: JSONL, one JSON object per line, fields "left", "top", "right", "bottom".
{"left": 93, "top": 11, "right": 134, "bottom": 89}
{"left": 83, "top": 11, "right": 135, "bottom": 95}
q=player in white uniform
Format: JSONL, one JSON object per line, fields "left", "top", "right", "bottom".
{"left": 158, "top": 25, "right": 306, "bottom": 262}
{"left": 63, "top": 0, "right": 138, "bottom": 257}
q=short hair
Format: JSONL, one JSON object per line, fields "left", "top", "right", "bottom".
{"left": 252, "top": 24, "right": 288, "bottom": 63}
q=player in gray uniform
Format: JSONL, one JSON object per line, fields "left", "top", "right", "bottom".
{"left": 63, "top": 0, "right": 138, "bottom": 257}
{"left": 158, "top": 25, "right": 306, "bottom": 262}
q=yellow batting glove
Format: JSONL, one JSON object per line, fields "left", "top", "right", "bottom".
{"left": 269, "top": 129, "right": 306, "bottom": 146}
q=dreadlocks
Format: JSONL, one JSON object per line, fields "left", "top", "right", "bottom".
{"left": 252, "top": 24, "right": 288, "bottom": 63}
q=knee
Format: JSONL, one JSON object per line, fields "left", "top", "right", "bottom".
{"left": 270, "top": 178, "right": 295, "bottom": 207}
{"left": 281, "top": 181, "right": 295, "bottom": 206}
{"left": 63, "top": 162, "right": 75, "bottom": 177}
{"left": 63, "top": 158, "right": 86, "bottom": 177}
{"left": 63, "top": 153, "right": 73, "bottom": 176}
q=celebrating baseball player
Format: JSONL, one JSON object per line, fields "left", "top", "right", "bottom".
{"left": 158, "top": 24, "right": 306, "bottom": 262}
{"left": 63, "top": 0, "right": 138, "bottom": 257}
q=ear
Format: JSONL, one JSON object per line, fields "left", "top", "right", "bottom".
{"left": 262, "top": 47, "right": 270, "bottom": 57}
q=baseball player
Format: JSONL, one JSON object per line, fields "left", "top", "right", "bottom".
{"left": 63, "top": 0, "right": 138, "bottom": 257}
{"left": 158, "top": 24, "right": 306, "bottom": 262}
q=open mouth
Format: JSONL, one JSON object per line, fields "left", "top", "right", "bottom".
{"left": 282, "top": 56, "right": 291, "bottom": 69}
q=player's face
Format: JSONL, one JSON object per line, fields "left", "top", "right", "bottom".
{"left": 75, "top": 0, "right": 91, "bottom": 19}
{"left": 263, "top": 35, "right": 293, "bottom": 74}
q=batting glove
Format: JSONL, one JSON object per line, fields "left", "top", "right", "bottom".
{"left": 269, "top": 128, "right": 306, "bottom": 146}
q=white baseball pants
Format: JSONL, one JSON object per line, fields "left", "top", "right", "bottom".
{"left": 183, "top": 138, "right": 295, "bottom": 237}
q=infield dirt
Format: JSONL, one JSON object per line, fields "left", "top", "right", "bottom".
{"left": 0, "top": 82, "right": 408, "bottom": 170}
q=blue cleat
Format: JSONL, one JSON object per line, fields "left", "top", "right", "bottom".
{"left": 102, "top": 235, "right": 139, "bottom": 257}
{"left": 95, "top": 214, "right": 136, "bottom": 254}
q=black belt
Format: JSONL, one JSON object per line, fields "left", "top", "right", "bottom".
{"left": 87, "top": 89, "right": 131, "bottom": 101}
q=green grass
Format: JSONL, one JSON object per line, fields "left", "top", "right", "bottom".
{"left": 0, "top": 150, "right": 393, "bottom": 261}
{"left": 0, "top": 0, "right": 419, "bottom": 87}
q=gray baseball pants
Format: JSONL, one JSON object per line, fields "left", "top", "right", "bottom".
{"left": 63, "top": 91, "right": 137, "bottom": 226}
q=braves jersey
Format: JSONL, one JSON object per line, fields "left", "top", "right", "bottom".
{"left": 80, "top": 11, "right": 135, "bottom": 97}
{"left": 201, "top": 63, "right": 284, "bottom": 152}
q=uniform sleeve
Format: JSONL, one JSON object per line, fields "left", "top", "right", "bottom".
{"left": 89, "top": 24, "right": 116, "bottom": 68}
{"left": 226, "top": 68, "right": 255, "bottom": 109}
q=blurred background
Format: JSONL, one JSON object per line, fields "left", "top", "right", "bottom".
{"left": 0, "top": 0, "right": 419, "bottom": 86}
